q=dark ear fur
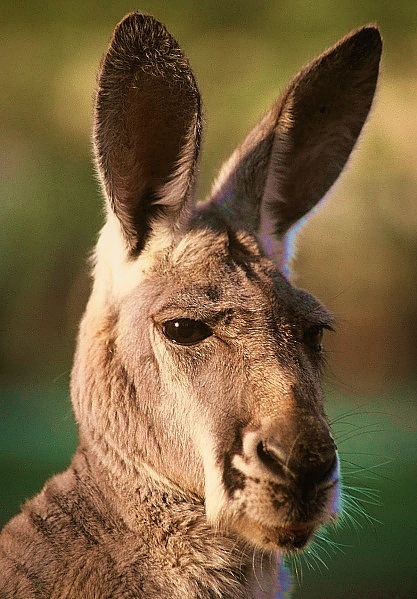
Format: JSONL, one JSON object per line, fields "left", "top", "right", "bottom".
{"left": 209, "top": 26, "right": 382, "bottom": 242}
{"left": 93, "top": 12, "right": 202, "bottom": 254}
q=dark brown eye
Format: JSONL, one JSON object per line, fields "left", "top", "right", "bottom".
{"left": 162, "top": 319, "right": 212, "bottom": 346}
{"left": 304, "top": 325, "right": 325, "bottom": 352}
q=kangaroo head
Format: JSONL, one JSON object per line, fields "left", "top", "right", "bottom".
{"left": 71, "top": 13, "right": 381, "bottom": 552}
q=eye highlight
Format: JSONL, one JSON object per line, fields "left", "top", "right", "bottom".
{"left": 162, "top": 318, "right": 212, "bottom": 346}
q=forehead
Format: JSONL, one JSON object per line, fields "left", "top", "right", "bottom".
{"left": 146, "top": 227, "right": 328, "bottom": 324}
{"left": 158, "top": 228, "right": 270, "bottom": 296}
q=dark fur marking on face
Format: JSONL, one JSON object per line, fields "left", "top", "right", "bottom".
{"left": 222, "top": 453, "right": 246, "bottom": 496}
{"left": 221, "top": 428, "right": 246, "bottom": 496}
{"left": 226, "top": 230, "right": 264, "bottom": 286}
{"left": 204, "top": 285, "right": 222, "bottom": 302}
{"left": 271, "top": 497, "right": 285, "bottom": 512}
{"left": 267, "top": 480, "right": 287, "bottom": 497}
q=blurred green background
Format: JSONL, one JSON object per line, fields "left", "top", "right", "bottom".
{"left": 1, "top": 1, "right": 416, "bottom": 597}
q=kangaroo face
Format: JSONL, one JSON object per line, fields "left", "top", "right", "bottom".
{"left": 152, "top": 228, "right": 338, "bottom": 550}
{"left": 85, "top": 223, "right": 337, "bottom": 551}
{"left": 71, "top": 13, "right": 380, "bottom": 555}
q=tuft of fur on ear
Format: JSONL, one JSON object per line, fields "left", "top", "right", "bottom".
{"left": 93, "top": 12, "right": 202, "bottom": 255}
{"left": 208, "top": 25, "right": 382, "bottom": 261}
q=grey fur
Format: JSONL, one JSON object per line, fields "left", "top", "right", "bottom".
{"left": 0, "top": 12, "right": 381, "bottom": 598}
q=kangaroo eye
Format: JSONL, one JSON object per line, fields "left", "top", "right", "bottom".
{"left": 162, "top": 319, "right": 212, "bottom": 346}
{"left": 304, "top": 325, "right": 325, "bottom": 352}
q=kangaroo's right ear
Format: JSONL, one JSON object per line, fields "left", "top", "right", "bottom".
{"left": 208, "top": 25, "right": 382, "bottom": 262}
{"left": 93, "top": 12, "right": 202, "bottom": 255}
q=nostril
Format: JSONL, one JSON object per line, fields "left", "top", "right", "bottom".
{"left": 256, "top": 439, "right": 338, "bottom": 488}
{"left": 256, "top": 441, "right": 287, "bottom": 478}
{"left": 304, "top": 452, "right": 338, "bottom": 488}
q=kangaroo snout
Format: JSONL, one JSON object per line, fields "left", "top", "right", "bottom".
{"left": 242, "top": 423, "right": 338, "bottom": 488}
{"left": 257, "top": 435, "right": 338, "bottom": 492}
{"left": 228, "top": 422, "right": 341, "bottom": 551}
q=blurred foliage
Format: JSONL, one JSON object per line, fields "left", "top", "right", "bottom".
{"left": 1, "top": 1, "right": 416, "bottom": 597}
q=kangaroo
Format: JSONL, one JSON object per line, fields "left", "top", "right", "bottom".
{"left": 0, "top": 12, "right": 381, "bottom": 598}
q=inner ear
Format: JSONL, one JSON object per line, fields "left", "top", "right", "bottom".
{"left": 94, "top": 12, "right": 202, "bottom": 254}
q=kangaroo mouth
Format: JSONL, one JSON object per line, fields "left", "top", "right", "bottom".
{"left": 262, "top": 524, "right": 315, "bottom": 551}
{"left": 228, "top": 510, "right": 319, "bottom": 552}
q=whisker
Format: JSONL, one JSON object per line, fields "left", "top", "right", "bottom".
{"left": 336, "top": 425, "right": 388, "bottom": 445}
{"left": 314, "top": 531, "right": 348, "bottom": 553}
{"left": 342, "top": 494, "right": 382, "bottom": 527}
{"left": 342, "top": 485, "right": 382, "bottom": 505}
{"left": 341, "top": 458, "right": 394, "bottom": 482}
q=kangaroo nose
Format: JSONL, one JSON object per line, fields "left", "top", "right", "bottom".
{"left": 257, "top": 437, "right": 338, "bottom": 488}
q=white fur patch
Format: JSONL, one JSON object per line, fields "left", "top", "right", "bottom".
{"left": 91, "top": 212, "right": 171, "bottom": 306}
{"left": 198, "top": 435, "right": 228, "bottom": 526}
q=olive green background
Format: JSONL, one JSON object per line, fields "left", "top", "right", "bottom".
{"left": 1, "top": 2, "right": 416, "bottom": 597}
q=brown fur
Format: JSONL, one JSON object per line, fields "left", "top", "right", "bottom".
{"left": 0, "top": 13, "right": 381, "bottom": 598}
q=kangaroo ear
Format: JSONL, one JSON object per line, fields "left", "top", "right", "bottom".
{"left": 93, "top": 12, "right": 202, "bottom": 254}
{"left": 209, "top": 26, "right": 382, "bottom": 254}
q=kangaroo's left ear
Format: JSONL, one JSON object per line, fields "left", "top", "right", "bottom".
{"left": 207, "top": 25, "right": 382, "bottom": 258}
